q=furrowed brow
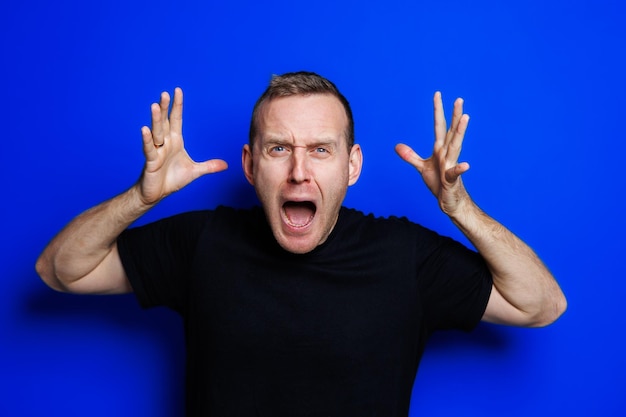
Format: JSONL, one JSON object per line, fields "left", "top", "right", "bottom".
{"left": 260, "top": 134, "right": 340, "bottom": 150}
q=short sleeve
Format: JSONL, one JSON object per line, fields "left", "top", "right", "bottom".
{"left": 416, "top": 234, "right": 493, "bottom": 332}
{"left": 117, "top": 211, "right": 210, "bottom": 312}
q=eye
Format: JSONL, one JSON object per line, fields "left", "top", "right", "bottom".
{"left": 311, "top": 146, "right": 332, "bottom": 158}
{"left": 268, "top": 145, "right": 287, "bottom": 155}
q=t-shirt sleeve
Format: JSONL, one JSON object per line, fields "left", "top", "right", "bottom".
{"left": 416, "top": 232, "right": 493, "bottom": 332}
{"left": 117, "top": 211, "right": 210, "bottom": 312}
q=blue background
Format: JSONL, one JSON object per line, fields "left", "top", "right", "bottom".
{"left": 2, "top": 0, "right": 625, "bottom": 415}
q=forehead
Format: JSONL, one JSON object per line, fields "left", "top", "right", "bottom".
{"left": 256, "top": 94, "right": 348, "bottom": 144}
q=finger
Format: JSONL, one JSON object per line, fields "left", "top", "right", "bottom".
{"left": 170, "top": 87, "right": 183, "bottom": 135}
{"left": 446, "top": 98, "right": 465, "bottom": 146}
{"left": 159, "top": 91, "right": 171, "bottom": 137}
{"left": 433, "top": 92, "right": 447, "bottom": 150}
{"left": 150, "top": 102, "right": 165, "bottom": 147}
{"left": 447, "top": 114, "right": 470, "bottom": 163}
{"left": 395, "top": 143, "right": 426, "bottom": 173}
{"left": 141, "top": 126, "right": 159, "bottom": 161}
{"left": 444, "top": 162, "right": 470, "bottom": 183}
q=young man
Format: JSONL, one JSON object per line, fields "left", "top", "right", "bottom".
{"left": 36, "top": 72, "right": 566, "bottom": 415}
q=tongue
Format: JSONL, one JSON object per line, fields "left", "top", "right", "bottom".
{"left": 284, "top": 202, "right": 315, "bottom": 227}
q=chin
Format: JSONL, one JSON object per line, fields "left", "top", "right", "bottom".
{"left": 274, "top": 233, "right": 320, "bottom": 255}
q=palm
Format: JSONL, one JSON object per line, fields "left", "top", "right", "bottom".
{"left": 395, "top": 92, "right": 471, "bottom": 215}
{"left": 139, "top": 88, "right": 228, "bottom": 204}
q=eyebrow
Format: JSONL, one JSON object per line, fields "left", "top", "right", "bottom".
{"left": 262, "top": 135, "right": 339, "bottom": 148}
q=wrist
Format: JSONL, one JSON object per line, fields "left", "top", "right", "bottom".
{"left": 444, "top": 195, "right": 480, "bottom": 229}
{"left": 125, "top": 183, "right": 159, "bottom": 217}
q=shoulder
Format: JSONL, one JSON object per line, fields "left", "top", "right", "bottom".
{"left": 333, "top": 207, "right": 446, "bottom": 254}
{"left": 338, "top": 207, "right": 435, "bottom": 237}
{"left": 163, "top": 205, "right": 261, "bottom": 226}
{"left": 121, "top": 206, "right": 262, "bottom": 241}
{"left": 210, "top": 205, "right": 266, "bottom": 229}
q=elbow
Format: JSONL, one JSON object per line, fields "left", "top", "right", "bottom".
{"left": 550, "top": 292, "right": 568, "bottom": 325}
{"left": 530, "top": 292, "right": 568, "bottom": 328}
{"left": 35, "top": 253, "right": 68, "bottom": 293}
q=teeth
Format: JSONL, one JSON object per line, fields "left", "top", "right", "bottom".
{"left": 283, "top": 201, "right": 315, "bottom": 228}
{"left": 285, "top": 215, "right": 313, "bottom": 228}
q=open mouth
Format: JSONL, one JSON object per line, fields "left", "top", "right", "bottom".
{"left": 282, "top": 201, "right": 316, "bottom": 228}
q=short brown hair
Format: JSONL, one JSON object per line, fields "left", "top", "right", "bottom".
{"left": 248, "top": 71, "right": 354, "bottom": 150}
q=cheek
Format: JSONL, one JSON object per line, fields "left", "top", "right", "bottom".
{"left": 316, "top": 165, "right": 350, "bottom": 200}
{"left": 253, "top": 164, "right": 284, "bottom": 199}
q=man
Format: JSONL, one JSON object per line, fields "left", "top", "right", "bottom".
{"left": 36, "top": 71, "right": 566, "bottom": 416}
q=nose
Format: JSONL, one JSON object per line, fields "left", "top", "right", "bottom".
{"left": 288, "top": 148, "right": 311, "bottom": 184}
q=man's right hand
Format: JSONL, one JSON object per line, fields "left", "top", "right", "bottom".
{"left": 36, "top": 88, "right": 228, "bottom": 294}
{"left": 138, "top": 87, "right": 228, "bottom": 206}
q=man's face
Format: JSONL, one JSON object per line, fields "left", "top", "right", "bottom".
{"left": 242, "top": 94, "right": 362, "bottom": 254}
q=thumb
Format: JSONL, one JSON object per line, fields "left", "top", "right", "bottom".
{"left": 194, "top": 159, "right": 229, "bottom": 177}
{"left": 395, "top": 143, "right": 425, "bottom": 173}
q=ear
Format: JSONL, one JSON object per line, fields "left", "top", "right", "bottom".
{"left": 348, "top": 144, "right": 363, "bottom": 186}
{"left": 242, "top": 144, "right": 255, "bottom": 186}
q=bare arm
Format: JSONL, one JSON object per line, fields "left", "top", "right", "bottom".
{"left": 395, "top": 92, "right": 566, "bottom": 327}
{"left": 36, "top": 88, "right": 228, "bottom": 294}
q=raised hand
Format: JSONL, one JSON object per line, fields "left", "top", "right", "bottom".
{"left": 139, "top": 87, "right": 228, "bottom": 205}
{"left": 395, "top": 92, "right": 471, "bottom": 216}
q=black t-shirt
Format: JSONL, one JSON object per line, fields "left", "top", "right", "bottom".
{"left": 117, "top": 206, "right": 492, "bottom": 416}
